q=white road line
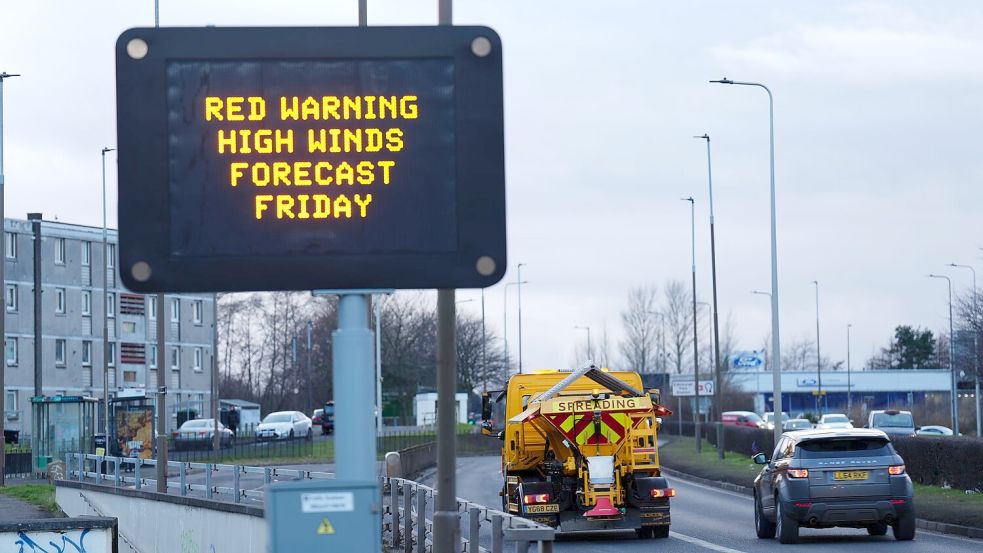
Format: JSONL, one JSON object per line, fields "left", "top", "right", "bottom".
{"left": 670, "top": 531, "right": 748, "bottom": 553}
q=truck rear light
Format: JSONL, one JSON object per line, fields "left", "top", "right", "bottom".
{"left": 649, "top": 487, "right": 676, "bottom": 498}
{"left": 522, "top": 493, "right": 550, "bottom": 505}
{"left": 888, "top": 465, "right": 905, "bottom": 475}
{"left": 794, "top": 502, "right": 813, "bottom": 508}
{"left": 787, "top": 469, "right": 809, "bottom": 478}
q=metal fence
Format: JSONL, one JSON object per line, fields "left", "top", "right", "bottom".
{"left": 169, "top": 434, "right": 315, "bottom": 463}
{"left": 65, "top": 453, "right": 555, "bottom": 552}
{"left": 378, "top": 428, "right": 501, "bottom": 458}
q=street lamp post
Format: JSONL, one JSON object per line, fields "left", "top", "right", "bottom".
{"left": 694, "top": 133, "right": 724, "bottom": 433}
{"left": 950, "top": 263, "right": 980, "bottom": 436}
{"left": 503, "top": 281, "right": 527, "bottom": 385}
{"left": 929, "top": 274, "right": 959, "bottom": 435}
{"left": 574, "top": 326, "right": 592, "bottom": 360}
{"left": 0, "top": 70, "right": 21, "bottom": 487}
{"left": 847, "top": 323, "right": 852, "bottom": 418}
{"left": 712, "top": 77, "right": 782, "bottom": 446}
{"left": 812, "top": 280, "right": 822, "bottom": 415}
{"left": 682, "top": 196, "right": 700, "bottom": 453}
{"left": 751, "top": 289, "right": 776, "bottom": 414}
{"left": 517, "top": 263, "right": 526, "bottom": 374}
{"left": 101, "top": 146, "right": 116, "bottom": 445}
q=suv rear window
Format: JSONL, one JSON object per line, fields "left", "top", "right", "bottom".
{"left": 797, "top": 438, "right": 893, "bottom": 458}
{"left": 872, "top": 412, "right": 913, "bottom": 428}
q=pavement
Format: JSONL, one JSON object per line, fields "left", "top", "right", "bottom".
{"left": 444, "top": 455, "right": 983, "bottom": 553}
{"left": 0, "top": 480, "right": 57, "bottom": 521}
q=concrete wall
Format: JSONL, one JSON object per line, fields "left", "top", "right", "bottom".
{"left": 56, "top": 480, "right": 265, "bottom": 553}
{"left": 0, "top": 517, "right": 117, "bottom": 553}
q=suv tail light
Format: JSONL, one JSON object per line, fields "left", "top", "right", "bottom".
{"left": 650, "top": 487, "right": 676, "bottom": 498}
{"left": 522, "top": 493, "right": 550, "bottom": 505}
{"left": 888, "top": 465, "right": 906, "bottom": 475}
{"left": 787, "top": 469, "right": 809, "bottom": 478}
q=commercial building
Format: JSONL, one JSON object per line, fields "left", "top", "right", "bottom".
{"left": 3, "top": 216, "right": 215, "bottom": 438}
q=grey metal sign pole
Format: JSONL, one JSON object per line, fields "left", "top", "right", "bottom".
{"left": 101, "top": 147, "right": 115, "bottom": 445}
{"left": 30, "top": 213, "right": 42, "bottom": 397}
{"left": 156, "top": 294, "right": 167, "bottom": 491}
{"left": 213, "top": 294, "right": 220, "bottom": 452}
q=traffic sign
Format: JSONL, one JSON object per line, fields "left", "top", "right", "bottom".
{"left": 115, "top": 26, "right": 505, "bottom": 292}
{"left": 670, "top": 380, "right": 714, "bottom": 397}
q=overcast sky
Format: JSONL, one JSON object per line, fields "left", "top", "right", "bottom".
{"left": 2, "top": 1, "right": 981, "bottom": 373}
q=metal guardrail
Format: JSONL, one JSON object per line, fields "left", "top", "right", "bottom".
{"left": 66, "top": 453, "right": 555, "bottom": 552}
{"left": 383, "top": 477, "right": 555, "bottom": 553}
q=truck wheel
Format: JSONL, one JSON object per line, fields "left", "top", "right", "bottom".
{"left": 867, "top": 522, "right": 888, "bottom": 536}
{"left": 893, "top": 510, "right": 915, "bottom": 541}
{"left": 652, "top": 526, "right": 670, "bottom": 539}
{"left": 634, "top": 528, "right": 653, "bottom": 539}
{"left": 755, "top": 493, "right": 776, "bottom": 539}
{"left": 775, "top": 499, "right": 799, "bottom": 544}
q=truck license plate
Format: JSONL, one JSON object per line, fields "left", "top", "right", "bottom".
{"left": 834, "top": 470, "right": 868, "bottom": 481}
{"left": 525, "top": 504, "right": 559, "bottom": 514}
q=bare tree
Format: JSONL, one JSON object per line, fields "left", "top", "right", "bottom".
{"left": 663, "top": 279, "right": 694, "bottom": 374}
{"left": 619, "top": 286, "right": 659, "bottom": 372}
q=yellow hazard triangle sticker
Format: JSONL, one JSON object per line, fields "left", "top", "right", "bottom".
{"left": 317, "top": 518, "right": 336, "bottom": 535}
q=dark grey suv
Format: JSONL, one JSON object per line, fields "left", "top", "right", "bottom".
{"left": 752, "top": 429, "right": 915, "bottom": 544}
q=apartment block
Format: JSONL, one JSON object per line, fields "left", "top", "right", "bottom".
{"left": 3, "top": 216, "right": 215, "bottom": 436}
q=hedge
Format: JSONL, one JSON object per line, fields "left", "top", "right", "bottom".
{"left": 891, "top": 435, "right": 983, "bottom": 491}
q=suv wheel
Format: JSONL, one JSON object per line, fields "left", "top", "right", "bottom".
{"left": 867, "top": 522, "right": 888, "bottom": 536}
{"left": 893, "top": 510, "right": 915, "bottom": 541}
{"left": 776, "top": 498, "right": 799, "bottom": 544}
{"left": 754, "top": 493, "right": 776, "bottom": 539}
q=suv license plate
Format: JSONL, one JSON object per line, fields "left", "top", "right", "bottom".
{"left": 525, "top": 504, "right": 559, "bottom": 514}
{"left": 834, "top": 470, "right": 868, "bottom": 481}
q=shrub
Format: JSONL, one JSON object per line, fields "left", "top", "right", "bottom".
{"left": 891, "top": 435, "right": 983, "bottom": 491}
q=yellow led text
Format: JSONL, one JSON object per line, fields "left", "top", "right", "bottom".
{"left": 204, "top": 96, "right": 267, "bottom": 121}
{"left": 229, "top": 160, "right": 395, "bottom": 187}
{"left": 254, "top": 194, "right": 374, "bottom": 220}
{"left": 217, "top": 129, "right": 295, "bottom": 154}
{"left": 280, "top": 95, "right": 418, "bottom": 121}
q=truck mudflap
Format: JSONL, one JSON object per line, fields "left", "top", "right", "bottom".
{"left": 555, "top": 507, "right": 669, "bottom": 533}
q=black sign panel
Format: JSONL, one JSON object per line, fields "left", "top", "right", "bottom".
{"left": 116, "top": 27, "right": 505, "bottom": 293}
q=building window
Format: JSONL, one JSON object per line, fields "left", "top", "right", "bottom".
{"left": 54, "top": 237, "right": 66, "bottom": 265}
{"left": 5, "top": 284, "right": 16, "bottom": 312}
{"left": 5, "top": 390, "right": 15, "bottom": 413}
{"left": 170, "top": 298, "right": 180, "bottom": 323}
{"left": 149, "top": 345, "right": 157, "bottom": 369}
{"left": 81, "top": 241, "right": 91, "bottom": 266}
{"left": 123, "top": 371, "right": 137, "bottom": 383}
{"left": 82, "top": 341, "right": 92, "bottom": 366}
{"left": 82, "top": 290, "right": 92, "bottom": 315}
{"left": 148, "top": 296, "right": 157, "bottom": 321}
{"left": 122, "top": 321, "right": 136, "bottom": 334}
{"left": 5, "top": 337, "right": 17, "bottom": 367}
{"left": 107, "top": 293, "right": 116, "bottom": 318}
{"left": 192, "top": 300, "right": 203, "bottom": 325}
{"left": 55, "top": 339, "right": 67, "bottom": 367}
{"left": 107, "top": 243, "right": 116, "bottom": 269}
{"left": 108, "top": 343, "right": 116, "bottom": 367}
{"left": 171, "top": 346, "right": 180, "bottom": 370}
{"left": 193, "top": 347, "right": 203, "bottom": 372}
{"left": 5, "top": 232, "right": 16, "bottom": 260}
{"left": 55, "top": 288, "right": 66, "bottom": 314}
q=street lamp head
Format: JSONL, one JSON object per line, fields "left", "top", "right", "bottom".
{"left": 709, "top": 78, "right": 733, "bottom": 84}
{"left": 101, "top": 147, "right": 116, "bottom": 154}
{"left": 0, "top": 72, "right": 21, "bottom": 80}
{"left": 693, "top": 134, "right": 710, "bottom": 140}
{"left": 680, "top": 196, "right": 694, "bottom": 203}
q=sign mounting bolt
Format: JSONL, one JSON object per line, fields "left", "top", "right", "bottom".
{"left": 471, "top": 37, "right": 492, "bottom": 58}
{"left": 127, "top": 38, "right": 149, "bottom": 60}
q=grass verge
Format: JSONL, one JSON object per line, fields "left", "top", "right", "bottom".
{"left": 0, "top": 484, "right": 61, "bottom": 514}
{"left": 659, "top": 437, "right": 983, "bottom": 529}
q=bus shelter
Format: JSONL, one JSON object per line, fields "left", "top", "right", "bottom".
{"left": 31, "top": 395, "right": 98, "bottom": 476}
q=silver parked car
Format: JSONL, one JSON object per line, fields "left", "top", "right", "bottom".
{"left": 816, "top": 413, "right": 854, "bottom": 430}
{"left": 752, "top": 429, "right": 914, "bottom": 544}
{"left": 256, "top": 410, "right": 313, "bottom": 441}
{"left": 782, "top": 419, "right": 813, "bottom": 431}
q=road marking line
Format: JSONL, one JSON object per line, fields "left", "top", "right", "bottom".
{"left": 670, "top": 531, "right": 748, "bottom": 553}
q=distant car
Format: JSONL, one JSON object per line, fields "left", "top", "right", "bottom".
{"left": 752, "top": 428, "right": 915, "bottom": 543}
{"left": 782, "top": 419, "right": 813, "bottom": 431}
{"left": 867, "top": 409, "right": 916, "bottom": 437}
{"left": 722, "top": 411, "right": 766, "bottom": 428}
{"left": 311, "top": 408, "right": 324, "bottom": 427}
{"left": 321, "top": 401, "right": 335, "bottom": 435}
{"left": 816, "top": 413, "right": 854, "bottom": 430}
{"left": 763, "top": 412, "right": 790, "bottom": 431}
{"left": 172, "top": 419, "right": 235, "bottom": 450}
{"left": 256, "top": 411, "right": 313, "bottom": 441}
{"left": 916, "top": 425, "right": 954, "bottom": 437}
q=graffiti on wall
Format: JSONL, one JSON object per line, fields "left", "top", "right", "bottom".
{"left": 2, "top": 528, "right": 110, "bottom": 553}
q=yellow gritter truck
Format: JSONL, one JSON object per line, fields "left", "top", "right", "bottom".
{"left": 481, "top": 363, "right": 676, "bottom": 538}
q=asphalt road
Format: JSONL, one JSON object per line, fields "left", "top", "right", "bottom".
{"left": 448, "top": 456, "right": 983, "bottom": 553}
